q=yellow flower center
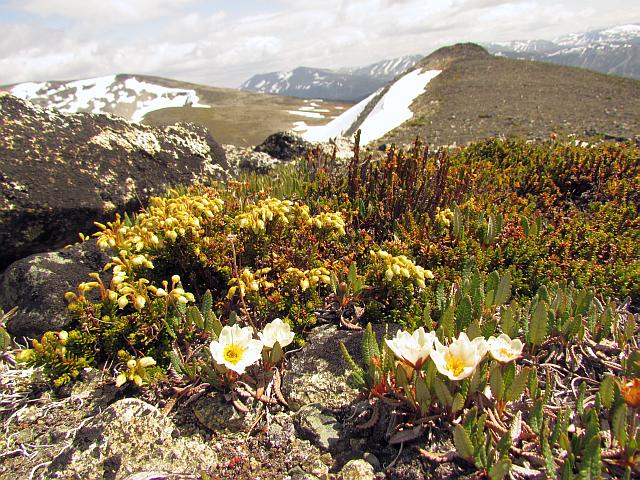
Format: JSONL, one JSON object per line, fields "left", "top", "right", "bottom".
{"left": 223, "top": 344, "right": 245, "bottom": 365}
{"left": 500, "top": 347, "right": 510, "bottom": 358}
{"left": 445, "top": 353, "right": 465, "bottom": 377}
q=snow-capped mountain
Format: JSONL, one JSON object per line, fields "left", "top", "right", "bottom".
{"left": 241, "top": 55, "right": 421, "bottom": 102}
{"left": 486, "top": 24, "right": 640, "bottom": 79}
{"left": 4, "top": 74, "right": 210, "bottom": 122}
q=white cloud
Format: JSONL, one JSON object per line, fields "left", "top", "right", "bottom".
{"left": 14, "top": 0, "right": 199, "bottom": 24}
{"left": 1, "top": 0, "right": 639, "bottom": 88}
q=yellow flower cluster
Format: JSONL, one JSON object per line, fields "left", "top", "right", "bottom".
{"left": 435, "top": 207, "right": 454, "bottom": 227}
{"left": 285, "top": 266, "right": 332, "bottom": 291}
{"left": 227, "top": 267, "right": 274, "bottom": 299}
{"left": 66, "top": 271, "right": 194, "bottom": 313}
{"left": 235, "top": 198, "right": 295, "bottom": 233}
{"left": 94, "top": 189, "right": 224, "bottom": 251}
{"left": 115, "top": 356, "right": 156, "bottom": 387}
{"left": 370, "top": 250, "right": 433, "bottom": 289}
{"left": 309, "top": 211, "right": 346, "bottom": 235}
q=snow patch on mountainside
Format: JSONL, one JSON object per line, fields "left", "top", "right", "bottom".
{"left": 302, "top": 69, "right": 440, "bottom": 145}
{"left": 9, "top": 75, "right": 209, "bottom": 122}
{"left": 302, "top": 90, "right": 380, "bottom": 141}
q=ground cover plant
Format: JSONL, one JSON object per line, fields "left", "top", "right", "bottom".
{"left": 5, "top": 134, "right": 640, "bottom": 478}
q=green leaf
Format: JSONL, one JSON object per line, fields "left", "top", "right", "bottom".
{"left": 623, "top": 313, "right": 637, "bottom": 344}
{"left": 541, "top": 423, "right": 557, "bottom": 478}
{"left": 488, "top": 459, "right": 511, "bottom": 480}
{"left": 201, "top": 289, "right": 213, "bottom": 314}
{"left": 451, "top": 392, "right": 465, "bottom": 415}
{"left": 576, "top": 381, "right": 586, "bottom": 416}
{"left": 361, "top": 323, "right": 380, "bottom": 367}
{"left": 453, "top": 424, "right": 474, "bottom": 461}
{"left": 456, "top": 295, "right": 473, "bottom": 332}
{"left": 441, "top": 304, "right": 455, "bottom": 339}
{"left": 599, "top": 374, "right": 615, "bottom": 409}
{"left": 188, "top": 306, "right": 204, "bottom": 330}
{"left": 612, "top": 403, "right": 628, "bottom": 449}
{"left": 490, "top": 365, "right": 504, "bottom": 403}
{"left": 500, "top": 305, "right": 517, "bottom": 338}
{"left": 415, "top": 376, "right": 431, "bottom": 415}
{"left": 0, "top": 327, "right": 10, "bottom": 352}
{"left": 506, "top": 366, "right": 529, "bottom": 402}
{"left": 494, "top": 271, "right": 511, "bottom": 307}
{"left": 340, "top": 342, "right": 366, "bottom": 390}
{"left": 521, "top": 216, "right": 530, "bottom": 236}
{"left": 169, "top": 350, "right": 186, "bottom": 376}
{"left": 529, "top": 399, "right": 544, "bottom": 434}
{"left": 453, "top": 205, "right": 464, "bottom": 239}
{"left": 348, "top": 262, "right": 358, "bottom": 285}
{"left": 529, "top": 300, "right": 548, "bottom": 346}
{"left": 578, "top": 435, "right": 602, "bottom": 479}
{"left": 434, "top": 376, "right": 453, "bottom": 408}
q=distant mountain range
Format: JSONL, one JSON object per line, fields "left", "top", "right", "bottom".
{"left": 241, "top": 55, "right": 422, "bottom": 102}
{"left": 485, "top": 24, "right": 640, "bottom": 80}
{"left": 0, "top": 74, "right": 350, "bottom": 146}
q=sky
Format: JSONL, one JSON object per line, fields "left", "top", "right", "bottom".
{"left": 0, "top": 0, "right": 638, "bottom": 88}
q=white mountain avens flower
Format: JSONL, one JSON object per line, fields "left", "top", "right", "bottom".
{"left": 487, "top": 333, "right": 524, "bottom": 363}
{"left": 210, "top": 324, "right": 263, "bottom": 374}
{"left": 431, "top": 332, "right": 488, "bottom": 381}
{"left": 385, "top": 327, "right": 436, "bottom": 369}
{"left": 259, "top": 318, "right": 295, "bottom": 349}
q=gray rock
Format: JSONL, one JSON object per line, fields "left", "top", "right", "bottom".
{"left": 254, "top": 131, "right": 312, "bottom": 161}
{"left": 283, "top": 325, "right": 362, "bottom": 411}
{"left": 222, "top": 144, "right": 282, "bottom": 175}
{"left": 191, "top": 392, "right": 259, "bottom": 434}
{"left": 294, "top": 404, "right": 342, "bottom": 451}
{"left": 338, "top": 459, "right": 376, "bottom": 480}
{"left": 0, "top": 93, "right": 228, "bottom": 269}
{"left": 0, "top": 240, "right": 110, "bottom": 338}
{"left": 46, "top": 398, "right": 217, "bottom": 480}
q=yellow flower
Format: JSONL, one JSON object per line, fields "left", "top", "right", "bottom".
{"left": 487, "top": 333, "right": 523, "bottom": 363}
{"left": 385, "top": 327, "right": 436, "bottom": 369}
{"left": 431, "top": 333, "right": 488, "bottom": 381}
{"left": 210, "top": 324, "right": 263, "bottom": 374}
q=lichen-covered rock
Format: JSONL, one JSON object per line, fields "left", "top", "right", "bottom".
{"left": 338, "top": 459, "right": 376, "bottom": 480}
{"left": 191, "top": 392, "right": 260, "bottom": 434}
{"left": 223, "top": 144, "right": 282, "bottom": 175}
{"left": 0, "top": 241, "right": 109, "bottom": 338}
{"left": 293, "top": 404, "right": 342, "bottom": 451}
{"left": 284, "top": 324, "right": 401, "bottom": 412}
{"left": 254, "top": 131, "right": 312, "bottom": 161}
{"left": 283, "top": 325, "right": 362, "bottom": 411}
{"left": 0, "top": 94, "right": 228, "bottom": 269}
{"left": 46, "top": 398, "right": 218, "bottom": 480}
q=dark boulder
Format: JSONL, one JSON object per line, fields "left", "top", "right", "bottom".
{"left": 0, "top": 241, "right": 109, "bottom": 339}
{"left": 0, "top": 93, "right": 228, "bottom": 270}
{"left": 254, "top": 131, "right": 312, "bottom": 162}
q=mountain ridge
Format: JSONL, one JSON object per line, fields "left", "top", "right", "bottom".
{"left": 240, "top": 55, "right": 421, "bottom": 102}
{"left": 486, "top": 23, "right": 640, "bottom": 80}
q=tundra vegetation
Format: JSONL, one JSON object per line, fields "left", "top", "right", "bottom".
{"left": 7, "top": 132, "right": 640, "bottom": 478}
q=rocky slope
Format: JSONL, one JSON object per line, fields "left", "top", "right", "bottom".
{"left": 380, "top": 43, "right": 640, "bottom": 147}
{"left": 0, "top": 92, "right": 228, "bottom": 270}
{"left": 486, "top": 23, "right": 640, "bottom": 80}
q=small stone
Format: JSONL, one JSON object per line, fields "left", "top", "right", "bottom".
{"left": 294, "top": 404, "right": 342, "bottom": 451}
{"left": 338, "top": 459, "right": 376, "bottom": 480}
{"left": 191, "top": 393, "right": 257, "bottom": 433}
{"left": 362, "top": 452, "right": 381, "bottom": 471}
